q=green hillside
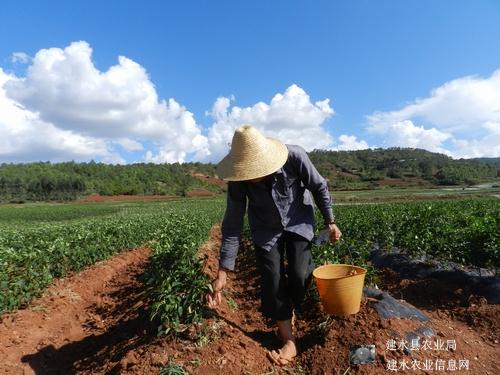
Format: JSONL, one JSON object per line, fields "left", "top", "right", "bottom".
{"left": 309, "top": 148, "right": 500, "bottom": 190}
{"left": 0, "top": 161, "right": 220, "bottom": 203}
{"left": 1, "top": 148, "right": 499, "bottom": 202}
{"left": 470, "top": 157, "right": 500, "bottom": 165}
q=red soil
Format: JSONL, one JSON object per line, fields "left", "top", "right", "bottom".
{"left": 0, "top": 246, "right": 152, "bottom": 374}
{"left": 191, "top": 173, "right": 227, "bottom": 190}
{"left": 1, "top": 227, "right": 498, "bottom": 374}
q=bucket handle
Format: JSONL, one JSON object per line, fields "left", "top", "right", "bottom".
{"left": 322, "top": 237, "right": 358, "bottom": 275}
{"left": 345, "top": 244, "right": 359, "bottom": 275}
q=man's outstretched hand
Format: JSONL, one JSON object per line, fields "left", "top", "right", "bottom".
{"left": 328, "top": 223, "right": 342, "bottom": 243}
{"left": 207, "top": 269, "right": 227, "bottom": 308}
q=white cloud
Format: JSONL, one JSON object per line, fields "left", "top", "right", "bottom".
{"left": 4, "top": 41, "right": 208, "bottom": 163}
{"left": 482, "top": 121, "right": 500, "bottom": 135}
{"left": 0, "top": 68, "right": 119, "bottom": 163}
{"left": 205, "top": 84, "right": 335, "bottom": 162}
{"left": 369, "top": 120, "right": 452, "bottom": 155}
{"left": 1, "top": 42, "right": 338, "bottom": 164}
{"left": 336, "top": 135, "right": 369, "bottom": 151}
{"left": 11, "top": 52, "right": 30, "bottom": 64}
{"left": 451, "top": 121, "right": 500, "bottom": 158}
{"left": 368, "top": 69, "right": 500, "bottom": 133}
{"left": 367, "top": 69, "right": 500, "bottom": 157}
{"left": 1, "top": 41, "right": 354, "bottom": 164}
{"left": 4, "top": 41, "right": 499, "bottom": 164}
{"left": 114, "top": 138, "right": 144, "bottom": 152}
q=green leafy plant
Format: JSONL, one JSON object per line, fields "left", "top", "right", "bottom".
{"left": 226, "top": 297, "right": 238, "bottom": 311}
{"left": 187, "top": 357, "right": 201, "bottom": 368}
{"left": 0, "top": 199, "right": 223, "bottom": 313}
{"left": 194, "top": 320, "right": 226, "bottom": 347}
{"left": 313, "top": 198, "right": 499, "bottom": 274}
{"left": 159, "top": 358, "right": 188, "bottom": 375}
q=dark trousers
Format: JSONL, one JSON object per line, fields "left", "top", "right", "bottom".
{"left": 255, "top": 231, "right": 315, "bottom": 321}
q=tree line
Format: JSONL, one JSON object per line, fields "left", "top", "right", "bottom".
{"left": 308, "top": 148, "right": 499, "bottom": 189}
{"left": 0, "top": 148, "right": 499, "bottom": 202}
{"left": 0, "top": 161, "right": 219, "bottom": 203}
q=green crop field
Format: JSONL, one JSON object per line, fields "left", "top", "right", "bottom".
{"left": 331, "top": 186, "right": 500, "bottom": 204}
{"left": 314, "top": 198, "right": 499, "bottom": 274}
{"left": 1, "top": 196, "right": 498, "bottom": 335}
{"left": 0, "top": 198, "right": 224, "bottom": 321}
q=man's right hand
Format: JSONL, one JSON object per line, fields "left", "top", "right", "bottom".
{"left": 207, "top": 269, "right": 227, "bottom": 308}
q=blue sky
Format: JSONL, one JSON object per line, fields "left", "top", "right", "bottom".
{"left": 1, "top": 0, "right": 499, "bottom": 163}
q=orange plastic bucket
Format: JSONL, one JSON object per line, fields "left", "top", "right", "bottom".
{"left": 313, "top": 264, "right": 367, "bottom": 316}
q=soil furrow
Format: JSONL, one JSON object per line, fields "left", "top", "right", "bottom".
{"left": 1, "top": 226, "right": 498, "bottom": 374}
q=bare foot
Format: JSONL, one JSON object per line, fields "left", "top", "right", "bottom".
{"left": 267, "top": 339, "right": 297, "bottom": 365}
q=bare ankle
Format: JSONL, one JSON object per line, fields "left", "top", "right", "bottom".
{"left": 276, "top": 319, "right": 294, "bottom": 343}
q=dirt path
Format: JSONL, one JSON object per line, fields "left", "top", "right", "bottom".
{"left": 190, "top": 228, "right": 500, "bottom": 374}
{"left": 0, "top": 247, "right": 153, "bottom": 374}
{"left": 1, "top": 226, "right": 499, "bottom": 374}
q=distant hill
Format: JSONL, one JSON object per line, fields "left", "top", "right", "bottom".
{"left": 0, "top": 161, "right": 222, "bottom": 203}
{"left": 1, "top": 148, "right": 499, "bottom": 202}
{"left": 308, "top": 148, "right": 500, "bottom": 190}
{"left": 469, "top": 157, "right": 500, "bottom": 165}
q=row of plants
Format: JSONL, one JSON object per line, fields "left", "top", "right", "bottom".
{"left": 151, "top": 198, "right": 500, "bottom": 368}
{"left": 146, "top": 208, "right": 223, "bottom": 335}
{"left": 0, "top": 199, "right": 223, "bottom": 314}
{"left": 314, "top": 198, "right": 499, "bottom": 271}
{"left": 2, "top": 197, "right": 497, "bottom": 335}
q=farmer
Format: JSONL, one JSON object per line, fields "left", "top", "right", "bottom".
{"left": 207, "top": 125, "right": 341, "bottom": 365}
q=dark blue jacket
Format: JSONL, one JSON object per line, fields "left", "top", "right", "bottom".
{"left": 219, "top": 144, "right": 334, "bottom": 271}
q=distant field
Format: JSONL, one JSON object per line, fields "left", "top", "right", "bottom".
{"left": 0, "top": 196, "right": 221, "bottom": 227}
{"left": 332, "top": 186, "right": 500, "bottom": 203}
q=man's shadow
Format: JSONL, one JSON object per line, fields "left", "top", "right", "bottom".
{"left": 22, "top": 242, "right": 326, "bottom": 374}
{"left": 21, "top": 277, "right": 156, "bottom": 375}
{"left": 210, "top": 303, "right": 327, "bottom": 357}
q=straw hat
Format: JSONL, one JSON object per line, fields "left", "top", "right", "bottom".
{"left": 216, "top": 125, "right": 289, "bottom": 181}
